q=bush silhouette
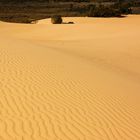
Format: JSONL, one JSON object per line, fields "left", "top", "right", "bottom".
{"left": 88, "top": 5, "right": 121, "bottom": 17}
{"left": 51, "top": 15, "right": 62, "bottom": 24}
{"left": 113, "top": 2, "right": 132, "bottom": 14}
{"left": 120, "top": 3, "right": 132, "bottom": 14}
{"left": 88, "top": 4, "right": 96, "bottom": 17}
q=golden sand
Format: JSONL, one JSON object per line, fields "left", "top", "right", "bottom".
{"left": 0, "top": 15, "right": 140, "bottom": 140}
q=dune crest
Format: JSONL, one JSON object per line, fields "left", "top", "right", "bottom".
{"left": 0, "top": 15, "right": 140, "bottom": 140}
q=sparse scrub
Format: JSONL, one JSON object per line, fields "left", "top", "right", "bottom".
{"left": 120, "top": 3, "right": 132, "bottom": 14}
{"left": 112, "top": 2, "right": 132, "bottom": 14}
{"left": 88, "top": 5, "right": 121, "bottom": 17}
{"left": 51, "top": 15, "right": 62, "bottom": 24}
{"left": 88, "top": 4, "right": 96, "bottom": 17}
{"left": 0, "top": 0, "right": 139, "bottom": 23}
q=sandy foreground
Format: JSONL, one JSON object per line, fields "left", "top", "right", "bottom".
{"left": 0, "top": 15, "right": 140, "bottom": 140}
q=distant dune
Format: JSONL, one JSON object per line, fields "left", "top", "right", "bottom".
{"left": 0, "top": 15, "right": 140, "bottom": 140}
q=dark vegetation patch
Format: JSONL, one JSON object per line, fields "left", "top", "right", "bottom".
{"left": 0, "top": 0, "right": 139, "bottom": 23}
{"left": 51, "top": 15, "right": 63, "bottom": 24}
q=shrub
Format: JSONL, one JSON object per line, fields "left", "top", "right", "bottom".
{"left": 88, "top": 5, "right": 121, "bottom": 17}
{"left": 120, "top": 3, "right": 132, "bottom": 14}
{"left": 112, "top": 2, "right": 132, "bottom": 14}
{"left": 51, "top": 15, "right": 62, "bottom": 24}
{"left": 88, "top": 4, "right": 96, "bottom": 17}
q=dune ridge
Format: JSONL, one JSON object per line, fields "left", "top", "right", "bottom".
{"left": 0, "top": 15, "right": 140, "bottom": 140}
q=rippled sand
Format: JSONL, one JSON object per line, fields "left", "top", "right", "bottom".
{"left": 0, "top": 15, "right": 140, "bottom": 140}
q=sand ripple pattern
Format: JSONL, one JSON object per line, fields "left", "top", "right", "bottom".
{"left": 0, "top": 20, "right": 140, "bottom": 140}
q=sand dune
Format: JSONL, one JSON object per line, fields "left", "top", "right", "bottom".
{"left": 0, "top": 15, "right": 140, "bottom": 140}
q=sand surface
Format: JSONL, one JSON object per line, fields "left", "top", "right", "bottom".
{"left": 0, "top": 15, "right": 140, "bottom": 140}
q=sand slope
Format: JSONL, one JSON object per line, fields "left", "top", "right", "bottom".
{"left": 0, "top": 15, "right": 140, "bottom": 140}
